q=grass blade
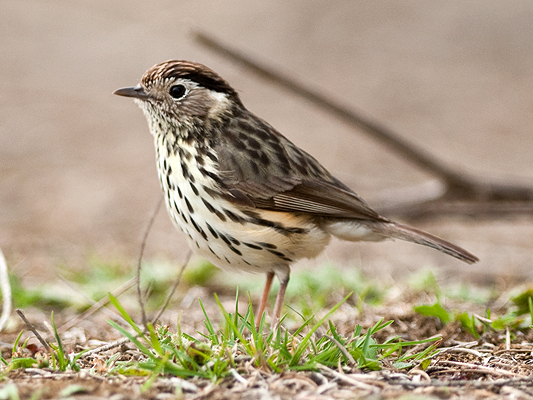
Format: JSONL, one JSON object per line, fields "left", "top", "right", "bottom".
{"left": 289, "top": 292, "right": 351, "bottom": 367}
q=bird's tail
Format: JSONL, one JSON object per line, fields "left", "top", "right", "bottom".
{"left": 383, "top": 222, "right": 479, "bottom": 264}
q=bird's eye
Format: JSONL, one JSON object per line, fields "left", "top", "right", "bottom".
{"left": 169, "top": 84, "right": 187, "bottom": 99}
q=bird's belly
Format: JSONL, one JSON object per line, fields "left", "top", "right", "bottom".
{"left": 164, "top": 183, "right": 330, "bottom": 274}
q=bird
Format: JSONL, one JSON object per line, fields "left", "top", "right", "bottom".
{"left": 114, "top": 60, "right": 478, "bottom": 327}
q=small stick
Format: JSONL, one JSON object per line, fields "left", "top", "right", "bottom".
{"left": 58, "top": 276, "right": 137, "bottom": 333}
{"left": 76, "top": 337, "right": 131, "bottom": 359}
{"left": 151, "top": 250, "right": 191, "bottom": 325}
{"left": 137, "top": 196, "right": 164, "bottom": 328}
{"left": 229, "top": 368, "right": 248, "bottom": 385}
{"left": 506, "top": 327, "right": 511, "bottom": 351}
{"left": 437, "top": 360, "right": 521, "bottom": 378}
{"left": 440, "top": 347, "right": 484, "bottom": 358}
{"left": 385, "top": 377, "right": 528, "bottom": 389}
{"left": 16, "top": 309, "right": 50, "bottom": 351}
{"left": 0, "top": 248, "right": 11, "bottom": 331}
{"left": 317, "top": 364, "right": 378, "bottom": 392}
{"left": 323, "top": 335, "right": 356, "bottom": 366}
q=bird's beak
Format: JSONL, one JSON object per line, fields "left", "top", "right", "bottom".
{"left": 113, "top": 85, "right": 149, "bottom": 100}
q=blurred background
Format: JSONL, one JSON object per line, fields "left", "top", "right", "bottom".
{"left": 1, "top": 1, "right": 532, "bottom": 288}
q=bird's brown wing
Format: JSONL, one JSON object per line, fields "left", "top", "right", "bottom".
{"left": 250, "top": 179, "right": 386, "bottom": 221}
{"left": 214, "top": 113, "right": 386, "bottom": 222}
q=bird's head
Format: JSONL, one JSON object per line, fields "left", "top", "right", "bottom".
{"left": 114, "top": 60, "right": 243, "bottom": 134}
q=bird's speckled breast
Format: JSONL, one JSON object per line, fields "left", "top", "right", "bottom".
{"left": 154, "top": 132, "right": 330, "bottom": 274}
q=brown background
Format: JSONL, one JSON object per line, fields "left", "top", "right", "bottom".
{"left": 1, "top": 1, "right": 532, "bottom": 286}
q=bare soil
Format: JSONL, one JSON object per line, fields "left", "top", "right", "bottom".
{"left": 4, "top": 289, "right": 533, "bottom": 400}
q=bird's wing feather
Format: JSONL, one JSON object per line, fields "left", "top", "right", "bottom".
{"left": 251, "top": 179, "right": 385, "bottom": 220}
{"left": 214, "top": 112, "right": 386, "bottom": 221}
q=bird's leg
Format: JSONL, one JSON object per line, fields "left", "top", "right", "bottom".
{"left": 256, "top": 271, "right": 274, "bottom": 328}
{"left": 271, "top": 271, "right": 290, "bottom": 330}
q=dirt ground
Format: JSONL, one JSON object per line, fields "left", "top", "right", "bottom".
{"left": 1, "top": 1, "right": 533, "bottom": 399}
{"left": 4, "top": 290, "right": 533, "bottom": 400}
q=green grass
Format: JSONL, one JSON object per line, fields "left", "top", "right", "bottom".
{"left": 412, "top": 271, "right": 533, "bottom": 338}
{"left": 101, "top": 291, "right": 441, "bottom": 385}
{"left": 6, "top": 261, "right": 533, "bottom": 388}
{"left": 221, "top": 263, "right": 385, "bottom": 322}
{"left": 1, "top": 312, "right": 83, "bottom": 379}
{"left": 3, "top": 258, "right": 220, "bottom": 313}
{"left": 2, "top": 273, "right": 71, "bottom": 310}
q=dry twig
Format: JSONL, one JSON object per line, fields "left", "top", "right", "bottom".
{"left": 436, "top": 360, "right": 521, "bottom": 378}
{"left": 0, "top": 248, "right": 11, "bottom": 331}
{"left": 317, "top": 364, "right": 379, "bottom": 392}
{"left": 58, "top": 277, "right": 137, "bottom": 334}
{"left": 16, "top": 309, "right": 50, "bottom": 351}
{"left": 322, "top": 335, "right": 356, "bottom": 366}
{"left": 133, "top": 195, "right": 192, "bottom": 328}
{"left": 151, "top": 250, "right": 191, "bottom": 325}
{"left": 76, "top": 337, "right": 132, "bottom": 359}
{"left": 137, "top": 196, "right": 164, "bottom": 328}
